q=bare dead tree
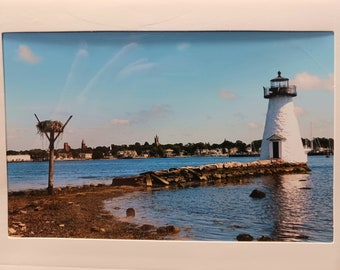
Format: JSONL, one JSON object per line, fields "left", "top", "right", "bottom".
{"left": 34, "top": 114, "right": 72, "bottom": 195}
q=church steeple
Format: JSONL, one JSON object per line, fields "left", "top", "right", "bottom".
{"left": 154, "top": 135, "right": 160, "bottom": 146}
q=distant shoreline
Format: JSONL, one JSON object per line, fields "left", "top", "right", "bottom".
{"left": 7, "top": 153, "right": 260, "bottom": 163}
{"left": 6, "top": 151, "right": 333, "bottom": 164}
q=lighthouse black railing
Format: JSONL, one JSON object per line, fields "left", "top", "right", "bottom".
{"left": 263, "top": 85, "right": 297, "bottom": 98}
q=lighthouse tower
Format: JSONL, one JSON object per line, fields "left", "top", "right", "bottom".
{"left": 260, "top": 71, "right": 307, "bottom": 163}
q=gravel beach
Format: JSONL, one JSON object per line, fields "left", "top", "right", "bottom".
{"left": 8, "top": 184, "right": 179, "bottom": 240}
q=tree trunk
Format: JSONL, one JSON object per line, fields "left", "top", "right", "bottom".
{"left": 47, "top": 131, "right": 55, "bottom": 195}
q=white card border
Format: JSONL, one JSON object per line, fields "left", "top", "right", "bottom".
{"left": 0, "top": 1, "right": 339, "bottom": 269}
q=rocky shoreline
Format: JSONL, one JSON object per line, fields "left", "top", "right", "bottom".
{"left": 8, "top": 185, "right": 182, "bottom": 239}
{"left": 112, "top": 159, "right": 311, "bottom": 188}
{"left": 8, "top": 159, "right": 311, "bottom": 240}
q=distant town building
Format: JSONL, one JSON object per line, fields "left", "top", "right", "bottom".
{"left": 194, "top": 148, "right": 229, "bottom": 156}
{"left": 64, "top": 142, "right": 70, "bottom": 152}
{"left": 164, "top": 148, "right": 174, "bottom": 157}
{"left": 7, "top": 154, "right": 32, "bottom": 162}
{"left": 56, "top": 152, "right": 73, "bottom": 160}
{"left": 229, "top": 147, "right": 238, "bottom": 155}
{"left": 79, "top": 152, "right": 93, "bottom": 160}
{"left": 116, "top": 150, "right": 138, "bottom": 159}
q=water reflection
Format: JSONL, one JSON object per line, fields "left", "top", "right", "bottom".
{"left": 104, "top": 157, "right": 333, "bottom": 241}
{"left": 263, "top": 174, "right": 314, "bottom": 241}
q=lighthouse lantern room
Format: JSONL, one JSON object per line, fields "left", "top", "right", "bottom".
{"left": 260, "top": 71, "right": 307, "bottom": 163}
{"left": 263, "top": 71, "right": 297, "bottom": 98}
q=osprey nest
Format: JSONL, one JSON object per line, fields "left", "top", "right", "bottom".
{"left": 36, "top": 120, "right": 64, "bottom": 134}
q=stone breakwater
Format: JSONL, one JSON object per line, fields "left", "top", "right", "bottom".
{"left": 112, "top": 159, "right": 311, "bottom": 188}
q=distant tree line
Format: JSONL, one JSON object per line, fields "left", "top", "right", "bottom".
{"left": 111, "top": 140, "right": 251, "bottom": 157}
{"left": 7, "top": 137, "right": 334, "bottom": 161}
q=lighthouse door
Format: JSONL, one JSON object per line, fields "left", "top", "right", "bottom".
{"left": 272, "top": 141, "right": 280, "bottom": 158}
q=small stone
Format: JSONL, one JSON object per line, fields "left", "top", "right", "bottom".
{"left": 296, "top": 234, "right": 309, "bottom": 239}
{"left": 199, "top": 176, "right": 208, "bottom": 181}
{"left": 236, "top": 233, "right": 254, "bottom": 241}
{"left": 231, "top": 224, "right": 244, "bottom": 229}
{"left": 216, "top": 163, "right": 224, "bottom": 169}
{"left": 140, "top": 224, "right": 156, "bottom": 231}
{"left": 157, "top": 225, "right": 180, "bottom": 234}
{"left": 19, "top": 210, "right": 27, "bottom": 214}
{"left": 257, "top": 235, "right": 274, "bottom": 241}
{"left": 8, "top": 227, "right": 16, "bottom": 234}
{"left": 91, "top": 226, "right": 100, "bottom": 232}
{"left": 59, "top": 224, "right": 65, "bottom": 227}
{"left": 249, "top": 189, "right": 266, "bottom": 199}
{"left": 91, "top": 226, "right": 106, "bottom": 233}
{"left": 126, "top": 208, "right": 135, "bottom": 217}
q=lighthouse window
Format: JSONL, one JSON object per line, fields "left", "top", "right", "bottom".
{"left": 271, "top": 81, "right": 279, "bottom": 87}
{"left": 280, "top": 81, "right": 288, "bottom": 87}
{"left": 271, "top": 81, "right": 288, "bottom": 88}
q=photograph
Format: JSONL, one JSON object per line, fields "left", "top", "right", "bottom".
{"left": 4, "top": 31, "right": 334, "bottom": 242}
{"left": 1, "top": 1, "right": 339, "bottom": 269}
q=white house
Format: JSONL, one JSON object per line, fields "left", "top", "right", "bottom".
{"left": 7, "top": 154, "right": 32, "bottom": 162}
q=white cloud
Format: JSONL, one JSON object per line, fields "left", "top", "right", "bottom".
{"left": 118, "top": 58, "right": 157, "bottom": 78}
{"left": 112, "top": 104, "right": 171, "bottom": 127}
{"left": 18, "top": 45, "right": 41, "bottom": 63}
{"left": 63, "top": 47, "right": 89, "bottom": 90}
{"left": 177, "top": 42, "right": 191, "bottom": 51}
{"left": 111, "top": 118, "right": 130, "bottom": 125}
{"left": 77, "top": 48, "right": 89, "bottom": 58}
{"left": 219, "top": 89, "right": 236, "bottom": 100}
{"left": 290, "top": 72, "right": 334, "bottom": 92}
{"left": 294, "top": 106, "right": 305, "bottom": 117}
{"left": 77, "top": 42, "right": 138, "bottom": 104}
{"left": 130, "top": 104, "right": 171, "bottom": 124}
{"left": 247, "top": 122, "right": 261, "bottom": 129}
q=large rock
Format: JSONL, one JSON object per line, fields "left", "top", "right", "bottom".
{"left": 156, "top": 225, "right": 180, "bottom": 234}
{"left": 139, "top": 224, "right": 156, "bottom": 231}
{"left": 249, "top": 189, "right": 266, "bottom": 199}
{"left": 126, "top": 208, "right": 136, "bottom": 217}
{"left": 236, "top": 233, "right": 254, "bottom": 241}
{"left": 257, "top": 235, "right": 274, "bottom": 241}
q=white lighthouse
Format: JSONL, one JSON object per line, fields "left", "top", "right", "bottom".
{"left": 260, "top": 71, "right": 307, "bottom": 163}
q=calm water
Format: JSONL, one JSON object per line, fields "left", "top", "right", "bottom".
{"left": 7, "top": 156, "right": 333, "bottom": 242}
{"left": 7, "top": 156, "right": 255, "bottom": 191}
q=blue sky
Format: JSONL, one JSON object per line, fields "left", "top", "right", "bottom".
{"left": 3, "top": 32, "right": 334, "bottom": 151}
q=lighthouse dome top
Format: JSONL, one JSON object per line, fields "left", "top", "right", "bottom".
{"left": 263, "top": 71, "right": 297, "bottom": 98}
{"left": 270, "top": 71, "right": 289, "bottom": 82}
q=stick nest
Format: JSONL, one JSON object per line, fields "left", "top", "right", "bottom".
{"left": 36, "top": 120, "right": 64, "bottom": 134}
